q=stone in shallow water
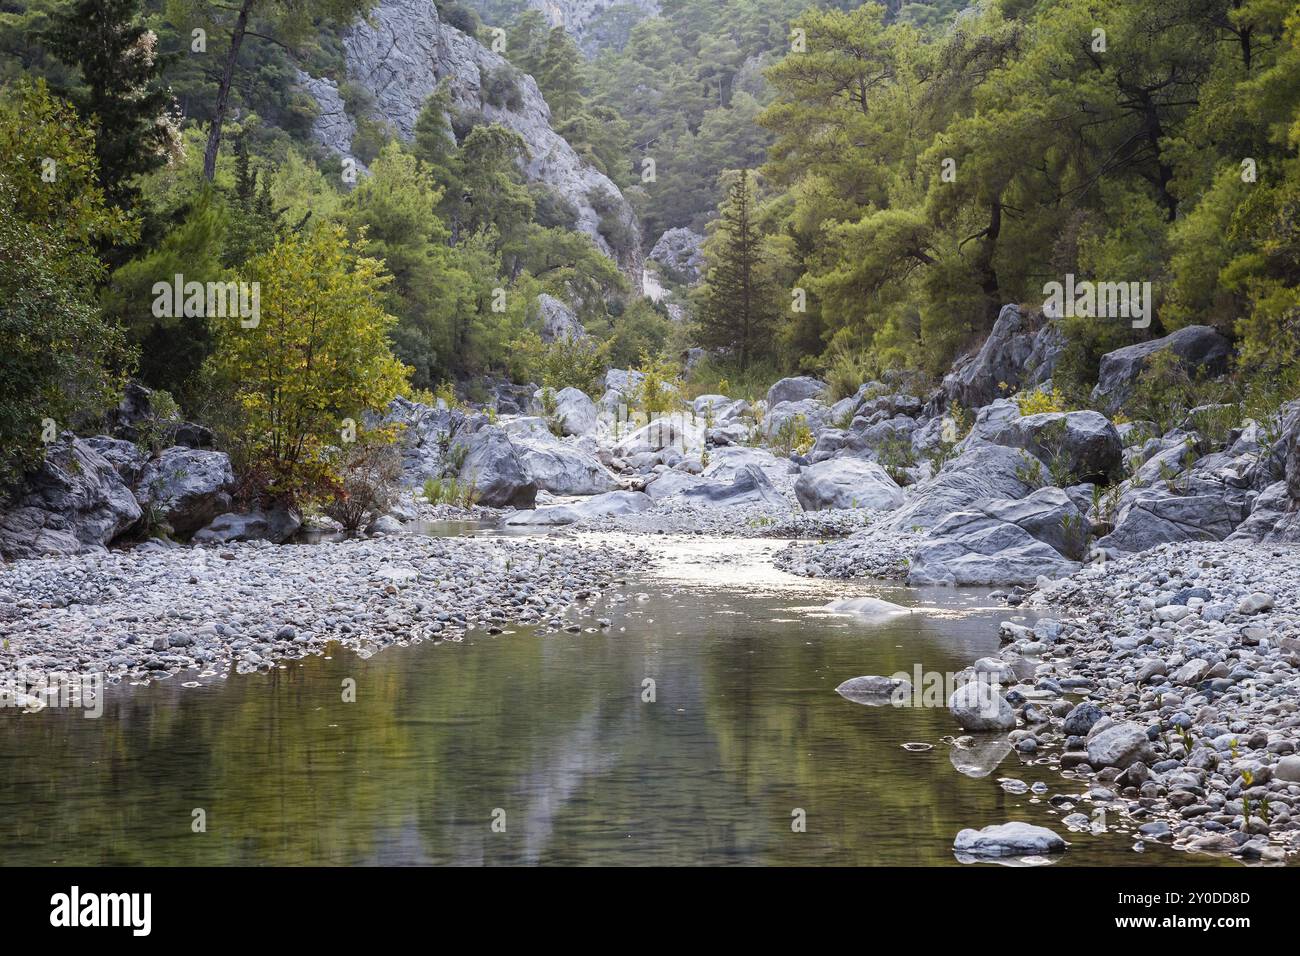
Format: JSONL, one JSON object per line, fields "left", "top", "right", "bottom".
{"left": 953, "top": 822, "right": 1067, "bottom": 857}
{"left": 834, "top": 675, "right": 910, "bottom": 706}
{"left": 823, "top": 597, "right": 912, "bottom": 620}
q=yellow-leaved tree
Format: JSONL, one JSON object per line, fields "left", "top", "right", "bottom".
{"left": 206, "top": 223, "right": 410, "bottom": 505}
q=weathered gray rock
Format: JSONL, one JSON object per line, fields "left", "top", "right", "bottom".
{"left": 954, "top": 822, "right": 1066, "bottom": 857}
{"left": 1062, "top": 701, "right": 1105, "bottom": 736}
{"left": 0, "top": 436, "right": 142, "bottom": 560}
{"left": 884, "top": 444, "right": 1039, "bottom": 532}
{"left": 907, "top": 487, "right": 1085, "bottom": 586}
{"left": 295, "top": 70, "right": 359, "bottom": 165}
{"left": 648, "top": 227, "right": 704, "bottom": 283}
{"left": 552, "top": 386, "right": 599, "bottom": 437}
{"left": 794, "top": 459, "right": 904, "bottom": 511}
{"left": 701, "top": 446, "right": 797, "bottom": 488}
{"left": 986, "top": 410, "right": 1122, "bottom": 483}
{"left": 765, "top": 398, "right": 830, "bottom": 435}
{"left": 537, "top": 293, "right": 586, "bottom": 343}
{"left": 1090, "top": 326, "right": 1232, "bottom": 414}
{"left": 309, "top": 0, "right": 640, "bottom": 272}
{"left": 680, "top": 464, "right": 788, "bottom": 508}
{"left": 766, "top": 376, "right": 826, "bottom": 407}
{"left": 835, "top": 675, "right": 910, "bottom": 705}
{"left": 1086, "top": 721, "right": 1154, "bottom": 768}
{"left": 1098, "top": 486, "right": 1245, "bottom": 553}
{"left": 81, "top": 436, "right": 150, "bottom": 486}
{"left": 502, "top": 490, "right": 652, "bottom": 526}
{"left": 948, "top": 680, "right": 1017, "bottom": 732}
{"left": 946, "top": 306, "right": 1066, "bottom": 411}
{"left": 453, "top": 424, "right": 538, "bottom": 508}
{"left": 192, "top": 507, "right": 302, "bottom": 545}
{"left": 502, "top": 419, "right": 618, "bottom": 496}
{"left": 503, "top": 0, "right": 661, "bottom": 55}
{"left": 135, "top": 446, "right": 235, "bottom": 534}
{"left": 615, "top": 417, "right": 688, "bottom": 457}
{"left": 642, "top": 470, "right": 705, "bottom": 500}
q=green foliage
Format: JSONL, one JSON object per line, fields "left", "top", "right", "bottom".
{"left": 510, "top": 331, "right": 607, "bottom": 394}
{"left": 204, "top": 224, "right": 410, "bottom": 505}
{"left": 876, "top": 435, "right": 917, "bottom": 485}
{"left": 0, "top": 180, "right": 129, "bottom": 490}
{"left": 628, "top": 353, "right": 682, "bottom": 417}
{"left": 0, "top": 83, "right": 132, "bottom": 489}
{"left": 422, "top": 475, "right": 479, "bottom": 510}
{"left": 767, "top": 413, "right": 813, "bottom": 457}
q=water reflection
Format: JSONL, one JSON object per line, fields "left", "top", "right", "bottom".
{"left": 0, "top": 536, "right": 1234, "bottom": 866}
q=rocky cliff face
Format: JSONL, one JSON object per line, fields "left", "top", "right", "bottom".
{"left": 299, "top": 0, "right": 641, "bottom": 277}
{"left": 490, "top": 0, "right": 660, "bottom": 54}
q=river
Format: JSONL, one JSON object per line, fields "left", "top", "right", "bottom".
{"left": 0, "top": 533, "right": 1230, "bottom": 866}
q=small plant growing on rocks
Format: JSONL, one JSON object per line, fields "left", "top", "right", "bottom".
{"left": 769, "top": 414, "right": 813, "bottom": 457}
{"left": 877, "top": 435, "right": 916, "bottom": 485}
{"left": 1015, "top": 451, "right": 1046, "bottom": 489}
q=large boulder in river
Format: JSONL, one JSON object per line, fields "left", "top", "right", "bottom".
{"left": 702, "top": 446, "right": 797, "bottom": 489}
{"left": 948, "top": 680, "right": 1017, "bottom": 732}
{"left": 1090, "top": 325, "right": 1232, "bottom": 414}
{"left": 502, "top": 490, "right": 652, "bottom": 526}
{"left": 884, "top": 444, "right": 1039, "bottom": 532}
{"left": 680, "top": 464, "right": 788, "bottom": 508}
{"left": 795, "top": 459, "right": 904, "bottom": 512}
{"left": 986, "top": 410, "right": 1122, "bottom": 483}
{"left": 766, "top": 376, "right": 826, "bottom": 407}
{"left": 192, "top": 506, "right": 302, "bottom": 545}
{"left": 906, "top": 487, "right": 1085, "bottom": 586}
{"left": 134, "top": 446, "right": 236, "bottom": 534}
{"left": 0, "top": 435, "right": 142, "bottom": 560}
{"left": 453, "top": 424, "right": 537, "bottom": 508}
{"left": 501, "top": 418, "right": 618, "bottom": 496}
{"left": 954, "top": 822, "right": 1066, "bottom": 858}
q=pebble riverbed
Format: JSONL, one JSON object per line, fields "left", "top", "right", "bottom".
{"left": 0, "top": 533, "right": 645, "bottom": 686}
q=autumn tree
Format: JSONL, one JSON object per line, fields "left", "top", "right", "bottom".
{"left": 204, "top": 223, "right": 410, "bottom": 504}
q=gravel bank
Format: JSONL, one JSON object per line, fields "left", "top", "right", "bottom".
{"left": 998, "top": 541, "right": 1300, "bottom": 862}
{"left": 773, "top": 525, "right": 926, "bottom": 580}
{"left": 575, "top": 500, "right": 874, "bottom": 538}
{"left": 0, "top": 534, "right": 644, "bottom": 684}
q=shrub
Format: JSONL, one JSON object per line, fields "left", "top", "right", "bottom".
{"left": 769, "top": 414, "right": 814, "bottom": 456}
{"left": 323, "top": 431, "right": 403, "bottom": 534}
{"left": 822, "top": 343, "right": 878, "bottom": 401}
{"left": 1014, "top": 386, "right": 1068, "bottom": 416}
{"left": 628, "top": 352, "right": 682, "bottom": 417}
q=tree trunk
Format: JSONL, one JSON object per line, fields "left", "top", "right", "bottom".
{"left": 203, "top": 0, "right": 256, "bottom": 181}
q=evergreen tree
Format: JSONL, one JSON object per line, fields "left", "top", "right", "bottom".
{"left": 693, "top": 170, "right": 775, "bottom": 371}
{"left": 45, "top": 0, "right": 178, "bottom": 210}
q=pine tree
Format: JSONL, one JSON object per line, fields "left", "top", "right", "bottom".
{"left": 694, "top": 170, "right": 774, "bottom": 371}
{"left": 45, "top": 0, "right": 177, "bottom": 210}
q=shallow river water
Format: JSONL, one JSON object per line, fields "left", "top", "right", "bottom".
{"left": 0, "top": 533, "right": 1233, "bottom": 866}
